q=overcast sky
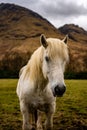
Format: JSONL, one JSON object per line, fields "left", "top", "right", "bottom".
{"left": 0, "top": 0, "right": 87, "bottom": 30}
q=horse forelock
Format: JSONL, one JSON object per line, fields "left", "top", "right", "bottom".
{"left": 46, "top": 38, "right": 69, "bottom": 62}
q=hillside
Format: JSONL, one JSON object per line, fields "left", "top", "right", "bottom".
{"left": 0, "top": 3, "right": 87, "bottom": 78}
{"left": 0, "top": 3, "right": 62, "bottom": 55}
{"left": 58, "top": 24, "right": 87, "bottom": 77}
{"left": 58, "top": 24, "right": 87, "bottom": 44}
{"left": 0, "top": 3, "right": 62, "bottom": 77}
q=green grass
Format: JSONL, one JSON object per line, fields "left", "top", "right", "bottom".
{"left": 0, "top": 79, "right": 21, "bottom": 130}
{"left": 0, "top": 79, "right": 87, "bottom": 130}
{"left": 55, "top": 80, "right": 87, "bottom": 130}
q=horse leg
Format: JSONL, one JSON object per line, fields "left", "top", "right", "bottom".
{"left": 44, "top": 103, "right": 55, "bottom": 130}
{"left": 36, "top": 111, "right": 43, "bottom": 130}
{"left": 45, "top": 113, "right": 53, "bottom": 130}
{"left": 20, "top": 101, "right": 32, "bottom": 130}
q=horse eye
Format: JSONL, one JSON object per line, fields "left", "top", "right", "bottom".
{"left": 45, "top": 56, "right": 50, "bottom": 62}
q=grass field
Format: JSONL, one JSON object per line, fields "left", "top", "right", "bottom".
{"left": 0, "top": 79, "right": 87, "bottom": 130}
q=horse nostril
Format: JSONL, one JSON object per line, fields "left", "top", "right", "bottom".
{"left": 54, "top": 85, "right": 66, "bottom": 96}
{"left": 55, "top": 85, "right": 59, "bottom": 94}
{"left": 62, "top": 85, "right": 66, "bottom": 94}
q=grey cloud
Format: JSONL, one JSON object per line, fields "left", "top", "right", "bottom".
{"left": 42, "top": 1, "right": 87, "bottom": 18}
{"left": 2, "top": 0, "right": 87, "bottom": 18}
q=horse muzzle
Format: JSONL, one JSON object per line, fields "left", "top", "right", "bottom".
{"left": 53, "top": 85, "right": 66, "bottom": 97}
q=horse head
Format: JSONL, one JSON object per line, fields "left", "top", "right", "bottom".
{"left": 41, "top": 34, "right": 69, "bottom": 97}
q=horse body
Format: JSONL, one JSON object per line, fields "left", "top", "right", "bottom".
{"left": 16, "top": 34, "right": 69, "bottom": 130}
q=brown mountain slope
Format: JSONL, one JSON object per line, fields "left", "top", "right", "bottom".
{"left": 58, "top": 24, "right": 87, "bottom": 44}
{"left": 0, "top": 3, "right": 62, "bottom": 77}
{"left": 58, "top": 24, "right": 87, "bottom": 75}
{"left": 0, "top": 3, "right": 87, "bottom": 78}
{"left": 0, "top": 3, "right": 62, "bottom": 57}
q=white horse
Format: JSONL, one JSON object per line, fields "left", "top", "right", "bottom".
{"left": 16, "top": 34, "right": 69, "bottom": 130}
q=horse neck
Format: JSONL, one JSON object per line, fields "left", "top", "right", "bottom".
{"left": 28, "top": 47, "right": 48, "bottom": 89}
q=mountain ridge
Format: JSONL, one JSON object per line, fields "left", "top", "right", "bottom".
{"left": 0, "top": 3, "right": 60, "bottom": 40}
{"left": 58, "top": 24, "right": 87, "bottom": 44}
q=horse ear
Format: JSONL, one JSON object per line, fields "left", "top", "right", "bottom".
{"left": 63, "top": 35, "right": 68, "bottom": 44}
{"left": 40, "top": 34, "right": 48, "bottom": 48}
